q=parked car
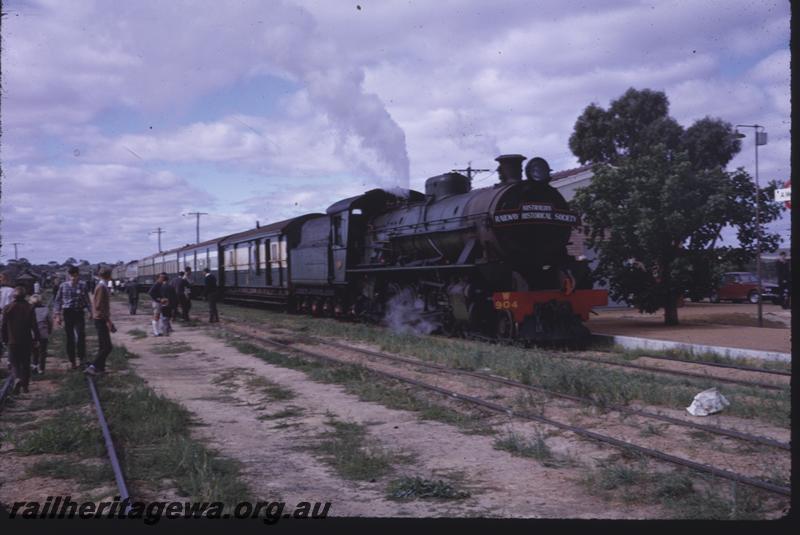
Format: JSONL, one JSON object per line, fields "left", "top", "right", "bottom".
{"left": 709, "top": 272, "right": 780, "bottom": 304}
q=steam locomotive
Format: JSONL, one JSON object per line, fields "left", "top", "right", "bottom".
{"left": 134, "top": 154, "right": 607, "bottom": 343}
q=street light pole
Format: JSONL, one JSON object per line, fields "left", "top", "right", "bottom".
{"left": 735, "top": 124, "right": 768, "bottom": 328}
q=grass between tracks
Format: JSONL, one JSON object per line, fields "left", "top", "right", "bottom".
{"left": 195, "top": 301, "right": 790, "bottom": 428}
{"left": 581, "top": 455, "right": 777, "bottom": 520}
{"left": 601, "top": 344, "right": 792, "bottom": 373}
{"left": 220, "top": 335, "right": 495, "bottom": 436}
{"left": 5, "top": 323, "right": 252, "bottom": 508}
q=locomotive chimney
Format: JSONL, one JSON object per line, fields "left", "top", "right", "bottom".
{"left": 495, "top": 154, "right": 526, "bottom": 183}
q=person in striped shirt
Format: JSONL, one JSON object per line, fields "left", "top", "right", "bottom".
{"left": 53, "top": 266, "right": 92, "bottom": 369}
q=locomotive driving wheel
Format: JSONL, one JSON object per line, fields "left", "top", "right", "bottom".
{"left": 495, "top": 309, "right": 517, "bottom": 342}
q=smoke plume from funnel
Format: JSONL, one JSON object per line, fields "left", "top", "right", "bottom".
{"left": 262, "top": 2, "right": 410, "bottom": 189}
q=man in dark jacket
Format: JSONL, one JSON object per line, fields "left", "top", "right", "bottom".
{"left": 204, "top": 268, "right": 219, "bottom": 323}
{"left": 2, "top": 286, "right": 41, "bottom": 394}
{"left": 124, "top": 279, "right": 139, "bottom": 315}
{"left": 181, "top": 267, "right": 193, "bottom": 321}
{"left": 170, "top": 271, "right": 189, "bottom": 320}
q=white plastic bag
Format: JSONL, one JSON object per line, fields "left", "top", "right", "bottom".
{"left": 686, "top": 387, "right": 730, "bottom": 416}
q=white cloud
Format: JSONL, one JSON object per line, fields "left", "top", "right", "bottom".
{"left": 0, "top": 0, "right": 790, "bottom": 263}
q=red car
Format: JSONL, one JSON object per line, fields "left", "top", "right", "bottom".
{"left": 710, "top": 272, "right": 780, "bottom": 304}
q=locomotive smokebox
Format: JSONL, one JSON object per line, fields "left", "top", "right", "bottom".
{"left": 495, "top": 154, "right": 526, "bottom": 183}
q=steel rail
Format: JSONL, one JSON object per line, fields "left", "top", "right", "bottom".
{"left": 553, "top": 354, "right": 788, "bottom": 391}
{"left": 86, "top": 376, "right": 132, "bottom": 512}
{"left": 231, "top": 330, "right": 791, "bottom": 497}
{"left": 591, "top": 348, "right": 791, "bottom": 377}
{"left": 317, "top": 339, "right": 791, "bottom": 451}
{"left": 467, "top": 334, "right": 787, "bottom": 390}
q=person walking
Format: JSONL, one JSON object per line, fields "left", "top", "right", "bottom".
{"left": 148, "top": 273, "right": 167, "bottom": 336}
{"left": 1, "top": 286, "right": 41, "bottom": 394}
{"left": 85, "top": 268, "right": 116, "bottom": 375}
{"left": 181, "top": 267, "right": 193, "bottom": 321}
{"left": 125, "top": 278, "right": 139, "bottom": 315}
{"left": 53, "top": 266, "right": 92, "bottom": 369}
{"left": 28, "top": 294, "right": 52, "bottom": 375}
{"left": 204, "top": 268, "right": 219, "bottom": 323}
{"left": 170, "top": 272, "right": 186, "bottom": 322}
{"left": 0, "top": 272, "right": 16, "bottom": 364}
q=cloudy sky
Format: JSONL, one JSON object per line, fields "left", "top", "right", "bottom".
{"left": 0, "top": 0, "right": 790, "bottom": 264}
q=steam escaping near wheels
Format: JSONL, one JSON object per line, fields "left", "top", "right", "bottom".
{"left": 383, "top": 287, "right": 440, "bottom": 336}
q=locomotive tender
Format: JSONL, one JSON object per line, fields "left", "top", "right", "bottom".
{"left": 135, "top": 153, "right": 607, "bottom": 343}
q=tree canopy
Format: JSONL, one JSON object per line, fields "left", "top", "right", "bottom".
{"left": 570, "top": 88, "right": 783, "bottom": 325}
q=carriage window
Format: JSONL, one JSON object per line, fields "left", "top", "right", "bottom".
{"left": 333, "top": 215, "right": 344, "bottom": 246}
{"left": 236, "top": 245, "right": 249, "bottom": 270}
{"left": 280, "top": 239, "right": 288, "bottom": 268}
{"left": 209, "top": 250, "right": 218, "bottom": 270}
{"left": 271, "top": 242, "right": 279, "bottom": 265}
{"left": 258, "top": 241, "right": 267, "bottom": 270}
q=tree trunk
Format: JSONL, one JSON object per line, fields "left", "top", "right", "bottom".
{"left": 664, "top": 297, "right": 679, "bottom": 325}
{"left": 661, "top": 260, "right": 679, "bottom": 326}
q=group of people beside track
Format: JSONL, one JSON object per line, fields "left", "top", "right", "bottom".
{"left": 0, "top": 264, "right": 220, "bottom": 395}
{"left": 145, "top": 266, "right": 219, "bottom": 336}
{"left": 0, "top": 266, "right": 114, "bottom": 394}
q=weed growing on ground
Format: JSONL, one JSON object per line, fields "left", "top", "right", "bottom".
{"left": 583, "top": 460, "right": 772, "bottom": 519}
{"left": 386, "top": 476, "right": 471, "bottom": 501}
{"left": 309, "top": 417, "right": 403, "bottom": 481}
{"left": 126, "top": 329, "right": 148, "bottom": 340}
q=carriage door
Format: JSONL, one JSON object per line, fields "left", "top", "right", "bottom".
{"left": 279, "top": 236, "right": 288, "bottom": 287}
{"left": 263, "top": 239, "right": 273, "bottom": 286}
{"left": 331, "top": 212, "right": 348, "bottom": 284}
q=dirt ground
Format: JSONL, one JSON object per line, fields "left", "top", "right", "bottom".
{"left": 589, "top": 303, "right": 791, "bottom": 353}
{"left": 111, "top": 301, "right": 664, "bottom": 519}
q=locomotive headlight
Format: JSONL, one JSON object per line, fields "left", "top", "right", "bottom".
{"left": 524, "top": 157, "right": 552, "bottom": 183}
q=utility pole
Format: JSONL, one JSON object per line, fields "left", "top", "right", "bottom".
{"left": 183, "top": 212, "right": 208, "bottom": 244}
{"left": 150, "top": 228, "right": 165, "bottom": 252}
{"left": 453, "top": 163, "right": 491, "bottom": 182}
{"left": 10, "top": 242, "right": 23, "bottom": 260}
{"left": 735, "top": 124, "right": 768, "bottom": 328}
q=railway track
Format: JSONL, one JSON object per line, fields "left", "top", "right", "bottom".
{"left": 223, "top": 320, "right": 789, "bottom": 450}
{"left": 1, "top": 370, "right": 131, "bottom": 510}
{"left": 317, "top": 338, "right": 790, "bottom": 451}
{"left": 86, "top": 375, "right": 131, "bottom": 513}
{"left": 465, "top": 334, "right": 789, "bottom": 390}
{"left": 591, "top": 348, "right": 791, "bottom": 377}
{"left": 219, "top": 324, "right": 791, "bottom": 498}
{"left": 217, "top": 297, "right": 790, "bottom": 389}
{"left": 228, "top": 323, "right": 790, "bottom": 450}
